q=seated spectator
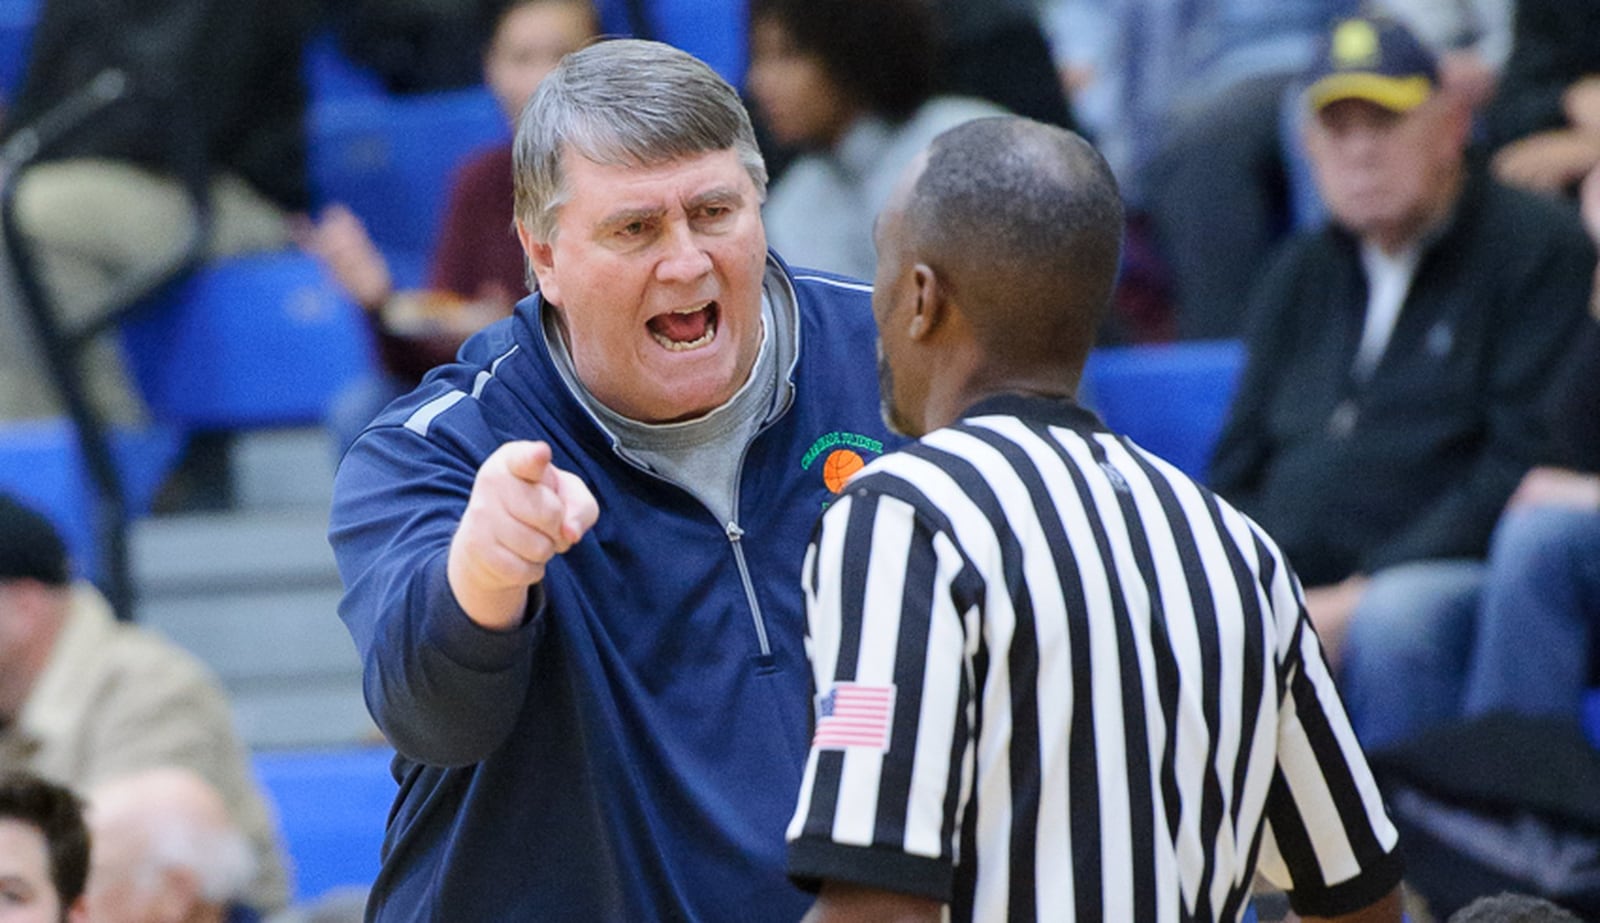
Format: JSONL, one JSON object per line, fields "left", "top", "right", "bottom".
{"left": 0, "top": 494, "right": 289, "bottom": 915}
{"left": 1350, "top": 165, "right": 1600, "bottom": 745}
{"left": 744, "top": 0, "right": 1004, "bottom": 280}
{"left": 1483, "top": 0, "right": 1600, "bottom": 198}
{"left": 83, "top": 767, "right": 256, "bottom": 923}
{"left": 0, "top": 771, "right": 89, "bottom": 923}
{"left": 301, "top": 0, "right": 598, "bottom": 453}
{"left": 0, "top": 0, "right": 318, "bottom": 424}
{"left": 1207, "top": 16, "right": 1594, "bottom": 747}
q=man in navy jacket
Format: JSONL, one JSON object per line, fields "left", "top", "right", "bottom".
{"left": 328, "top": 39, "right": 897, "bottom": 921}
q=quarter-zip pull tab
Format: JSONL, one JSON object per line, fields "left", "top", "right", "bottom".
{"left": 726, "top": 521, "right": 744, "bottom": 541}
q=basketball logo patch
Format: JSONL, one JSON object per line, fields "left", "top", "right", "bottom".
{"left": 801, "top": 431, "right": 885, "bottom": 495}
{"left": 822, "top": 449, "right": 864, "bottom": 493}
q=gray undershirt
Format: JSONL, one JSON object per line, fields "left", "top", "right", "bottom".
{"left": 542, "top": 264, "right": 799, "bottom": 527}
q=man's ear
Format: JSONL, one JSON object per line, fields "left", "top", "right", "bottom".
{"left": 908, "top": 262, "right": 946, "bottom": 340}
{"left": 516, "top": 220, "right": 559, "bottom": 303}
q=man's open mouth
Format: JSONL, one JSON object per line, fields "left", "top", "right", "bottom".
{"left": 647, "top": 302, "right": 719, "bottom": 351}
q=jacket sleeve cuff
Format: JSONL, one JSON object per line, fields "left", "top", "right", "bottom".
{"left": 419, "top": 552, "right": 547, "bottom": 673}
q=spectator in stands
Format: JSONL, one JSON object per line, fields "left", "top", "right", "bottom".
{"left": 1482, "top": 0, "right": 1600, "bottom": 199}
{"left": 1104, "top": 0, "right": 1356, "bottom": 340}
{"left": 300, "top": 0, "right": 599, "bottom": 452}
{"left": 1207, "top": 16, "right": 1594, "bottom": 723}
{"left": 327, "top": 39, "right": 896, "bottom": 919}
{"left": 1343, "top": 164, "right": 1600, "bottom": 748}
{"left": 82, "top": 767, "right": 256, "bottom": 923}
{"left": 0, "top": 495, "right": 289, "bottom": 915}
{"left": 0, "top": 771, "right": 89, "bottom": 923}
{"left": 0, "top": 0, "right": 318, "bottom": 424}
{"left": 1458, "top": 164, "right": 1600, "bottom": 722}
{"left": 744, "top": 0, "right": 1004, "bottom": 280}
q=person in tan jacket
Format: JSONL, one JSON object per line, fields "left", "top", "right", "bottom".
{"left": 0, "top": 494, "right": 289, "bottom": 915}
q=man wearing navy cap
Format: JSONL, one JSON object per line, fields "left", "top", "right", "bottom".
{"left": 1209, "top": 16, "right": 1597, "bottom": 749}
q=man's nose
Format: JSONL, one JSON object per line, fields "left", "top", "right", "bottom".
{"left": 655, "top": 222, "right": 713, "bottom": 283}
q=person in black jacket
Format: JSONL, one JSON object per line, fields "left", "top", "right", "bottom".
{"left": 0, "top": 0, "right": 317, "bottom": 423}
{"left": 1208, "top": 16, "right": 1595, "bottom": 748}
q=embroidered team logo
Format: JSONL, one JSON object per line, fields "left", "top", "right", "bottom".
{"left": 813, "top": 682, "right": 896, "bottom": 752}
{"left": 802, "top": 431, "right": 885, "bottom": 494}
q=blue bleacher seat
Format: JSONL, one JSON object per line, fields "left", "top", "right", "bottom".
{"left": 1080, "top": 339, "right": 1246, "bottom": 483}
{"left": 120, "top": 252, "right": 377, "bottom": 430}
{"left": 254, "top": 746, "right": 395, "bottom": 903}
{"left": 309, "top": 88, "right": 508, "bottom": 260}
{"left": 0, "top": 417, "right": 184, "bottom": 579}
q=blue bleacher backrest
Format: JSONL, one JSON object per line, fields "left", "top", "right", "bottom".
{"left": 302, "top": 28, "right": 387, "bottom": 103}
{"left": 120, "top": 252, "right": 377, "bottom": 430}
{"left": 309, "top": 88, "right": 508, "bottom": 258}
{"left": 0, "top": 418, "right": 184, "bottom": 580}
{"left": 0, "top": 0, "right": 35, "bottom": 101}
{"left": 254, "top": 746, "right": 395, "bottom": 903}
{"left": 596, "top": 0, "right": 747, "bottom": 86}
{"left": 1080, "top": 339, "right": 1246, "bottom": 483}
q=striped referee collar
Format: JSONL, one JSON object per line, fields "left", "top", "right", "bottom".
{"left": 960, "top": 392, "right": 1103, "bottom": 431}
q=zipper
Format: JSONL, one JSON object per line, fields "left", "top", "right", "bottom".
{"left": 724, "top": 521, "right": 771, "bottom": 658}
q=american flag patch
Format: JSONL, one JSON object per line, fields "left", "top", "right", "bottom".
{"left": 812, "top": 682, "right": 896, "bottom": 752}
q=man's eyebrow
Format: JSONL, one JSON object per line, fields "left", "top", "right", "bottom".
{"left": 597, "top": 205, "right": 666, "bottom": 229}
{"left": 686, "top": 186, "right": 745, "bottom": 209}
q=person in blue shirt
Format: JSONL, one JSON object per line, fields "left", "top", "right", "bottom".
{"left": 327, "top": 38, "right": 897, "bottom": 921}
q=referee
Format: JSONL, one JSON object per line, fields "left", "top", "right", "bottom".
{"left": 785, "top": 116, "right": 1405, "bottom": 923}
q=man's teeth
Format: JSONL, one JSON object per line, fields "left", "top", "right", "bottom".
{"left": 650, "top": 304, "right": 716, "bottom": 351}
{"left": 652, "top": 326, "right": 715, "bottom": 351}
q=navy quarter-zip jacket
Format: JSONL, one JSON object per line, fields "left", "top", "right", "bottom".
{"left": 329, "top": 254, "right": 897, "bottom": 921}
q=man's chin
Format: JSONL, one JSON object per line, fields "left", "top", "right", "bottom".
{"left": 880, "top": 400, "right": 922, "bottom": 439}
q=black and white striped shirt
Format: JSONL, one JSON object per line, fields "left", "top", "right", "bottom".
{"left": 786, "top": 394, "right": 1403, "bottom": 922}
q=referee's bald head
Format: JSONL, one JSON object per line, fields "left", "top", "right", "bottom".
{"left": 900, "top": 116, "right": 1124, "bottom": 371}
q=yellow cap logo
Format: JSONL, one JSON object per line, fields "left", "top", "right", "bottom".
{"left": 1331, "top": 19, "right": 1380, "bottom": 68}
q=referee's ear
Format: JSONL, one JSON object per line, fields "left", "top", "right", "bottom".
{"left": 908, "top": 262, "right": 947, "bottom": 341}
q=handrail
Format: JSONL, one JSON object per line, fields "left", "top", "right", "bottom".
{"left": 0, "top": 68, "right": 213, "bottom": 621}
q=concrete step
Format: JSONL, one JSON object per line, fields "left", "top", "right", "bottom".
{"left": 129, "top": 454, "right": 374, "bottom": 750}
{"left": 231, "top": 426, "right": 338, "bottom": 512}
{"left": 131, "top": 506, "right": 339, "bottom": 595}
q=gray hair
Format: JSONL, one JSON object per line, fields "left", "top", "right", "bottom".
{"left": 512, "top": 38, "right": 768, "bottom": 243}
{"left": 138, "top": 814, "right": 256, "bottom": 905}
